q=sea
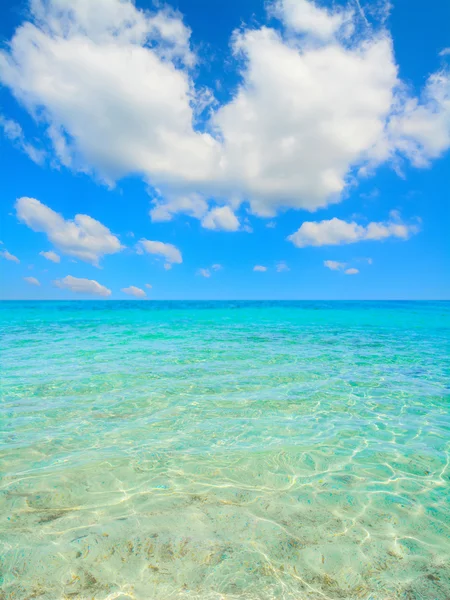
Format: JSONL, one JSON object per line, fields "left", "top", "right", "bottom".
{"left": 1, "top": 300, "right": 449, "bottom": 599}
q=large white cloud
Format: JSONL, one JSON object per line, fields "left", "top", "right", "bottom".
{"left": 1, "top": 0, "right": 449, "bottom": 220}
{"left": 16, "top": 197, "right": 123, "bottom": 265}
{"left": 54, "top": 275, "right": 111, "bottom": 297}
{"left": 288, "top": 212, "right": 420, "bottom": 247}
{"left": 0, "top": 0, "right": 219, "bottom": 184}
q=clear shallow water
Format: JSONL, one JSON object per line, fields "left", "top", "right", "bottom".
{"left": 1, "top": 301, "right": 449, "bottom": 600}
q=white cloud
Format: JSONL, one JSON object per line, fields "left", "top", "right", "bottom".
{"left": 198, "top": 268, "right": 211, "bottom": 278}
{"left": 121, "top": 285, "right": 146, "bottom": 298}
{"left": 198, "top": 263, "right": 222, "bottom": 277}
{"left": 253, "top": 265, "right": 267, "bottom": 272}
{"left": 440, "top": 48, "right": 450, "bottom": 57}
{"left": 0, "top": 115, "right": 45, "bottom": 164}
{"left": 150, "top": 193, "right": 208, "bottom": 222}
{"left": 324, "top": 260, "right": 364, "bottom": 274}
{"left": 137, "top": 239, "right": 182, "bottom": 265}
{"left": 145, "top": 283, "right": 152, "bottom": 289}
{"left": 272, "top": 0, "right": 354, "bottom": 41}
{"left": 16, "top": 197, "right": 122, "bottom": 265}
{"left": 40, "top": 250, "right": 60, "bottom": 263}
{"left": 276, "top": 261, "right": 290, "bottom": 272}
{"left": 324, "top": 260, "right": 346, "bottom": 271}
{"left": 212, "top": 23, "right": 402, "bottom": 216}
{"left": 54, "top": 275, "right": 111, "bottom": 297}
{"left": 0, "top": 0, "right": 218, "bottom": 184}
{"left": 0, "top": 0, "right": 449, "bottom": 221}
{"left": 266, "top": 221, "right": 276, "bottom": 229}
{"left": 0, "top": 249, "right": 20, "bottom": 263}
{"left": 386, "top": 73, "right": 450, "bottom": 167}
{"left": 24, "top": 276, "right": 40, "bottom": 286}
{"left": 201, "top": 206, "right": 240, "bottom": 231}
{"left": 288, "top": 212, "right": 419, "bottom": 247}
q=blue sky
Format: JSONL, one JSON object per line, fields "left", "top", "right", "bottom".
{"left": 0, "top": 0, "right": 449, "bottom": 300}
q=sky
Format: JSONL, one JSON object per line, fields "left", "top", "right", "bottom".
{"left": 0, "top": 0, "right": 449, "bottom": 300}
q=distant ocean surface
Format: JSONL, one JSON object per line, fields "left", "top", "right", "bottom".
{"left": 1, "top": 300, "right": 449, "bottom": 600}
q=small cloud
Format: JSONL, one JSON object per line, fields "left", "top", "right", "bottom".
{"left": 325, "top": 260, "right": 367, "bottom": 273}
{"left": 288, "top": 213, "right": 420, "bottom": 248}
{"left": 360, "top": 188, "right": 379, "bottom": 200}
{"left": 40, "top": 250, "right": 60, "bottom": 263}
{"left": 266, "top": 221, "right": 276, "bottom": 229}
{"left": 137, "top": 239, "right": 182, "bottom": 266}
{"left": 201, "top": 206, "right": 240, "bottom": 231}
{"left": 199, "top": 264, "right": 222, "bottom": 277}
{"left": 253, "top": 265, "right": 267, "bottom": 272}
{"left": 0, "top": 115, "right": 46, "bottom": 165}
{"left": 439, "top": 47, "right": 450, "bottom": 57}
{"left": 276, "top": 261, "right": 289, "bottom": 272}
{"left": 145, "top": 283, "right": 152, "bottom": 289}
{"left": 54, "top": 275, "right": 111, "bottom": 297}
{"left": 121, "top": 285, "right": 146, "bottom": 298}
{"left": 324, "top": 260, "right": 346, "bottom": 271}
{"left": 198, "top": 268, "right": 211, "bottom": 278}
{"left": 0, "top": 249, "right": 20, "bottom": 263}
{"left": 24, "top": 276, "right": 40, "bottom": 286}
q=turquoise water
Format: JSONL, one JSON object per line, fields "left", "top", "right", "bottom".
{"left": 1, "top": 301, "right": 449, "bottom": 600}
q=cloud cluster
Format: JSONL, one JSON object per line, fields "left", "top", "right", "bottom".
{"left": 0, "top": 0, "right": 448, "bottom": 222}
{"left": 16, "top": 197, "right": 123, "bottom": 265}
{"left": 54, "top": 275, "right": 111, "bottom": 297}
{"left": 288, "top": 212, "right": 419, "bottom": 247}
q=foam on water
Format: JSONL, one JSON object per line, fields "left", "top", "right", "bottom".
{"left": 1, "top": 301, "right": 449, "bottom": 599}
